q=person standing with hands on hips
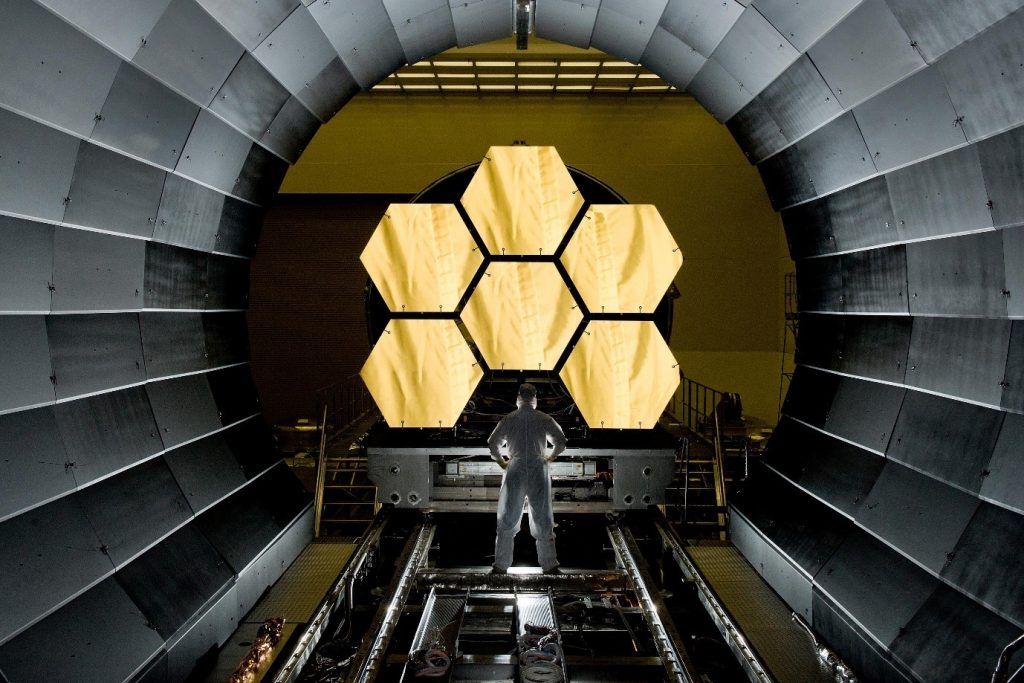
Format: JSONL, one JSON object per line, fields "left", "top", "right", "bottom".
{"left": 488, "top": 383, "right": 567, "bottom": 575}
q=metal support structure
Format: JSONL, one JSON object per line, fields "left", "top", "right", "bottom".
{"left": 414, "top": 567, "right": 627, "bottom": 591}
{"left": 274, "top": 508, "right": 392, "bottom": 683}
{"left": 651, "top": 511, "right": 773, "bottom": 683}
{"left": 777, "top": 271, "right": 798, "bottom": 424}
{"left": 314, "top": 402, "right": 330, "bottom": 538}
{"left": 607, "top": 524, "right": 698, "bottom": 683}
{"left": 346, "top": 523, "right": 437, "bottom": 683}
{"left": 667, "top": 375, "right": 730, "bottom": 537}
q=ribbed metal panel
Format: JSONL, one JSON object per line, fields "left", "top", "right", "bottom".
{"left": 132, "top": 0, "right": 244, "bottom": 107}
{"left": 886, "top": 390, "right": 1004, "bottom": 493}
{"left": 93, "top": 62, "right": 199, "bottom": 170}
{"left": 197, "top": 0, "right": 299, "bottom": 51}
{"left": 309, "top": 0, "right": 406, "bottom": 87}
{"left": 807, "top": 0, "right": 924, "bottom": 109}
{"left": 536, "top": 0, "right": 600, "bottom": 48}
{"left": 252, "top": 5, "right": 336, "bottom": 95}
{"left": 590, "top": 0, "right": 666, "bottom": 63}
{"left": 0, "top": 0, "right": 120, "bottom": 137}
{"left": 0, "top": 316, "right": 55, "bottom": 413}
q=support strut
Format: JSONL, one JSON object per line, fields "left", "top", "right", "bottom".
{"left": 607, "top": 524, "right": 699, "bottom": 683}
{"left": 346, "top": 523, "right": 436, "bottom": 683}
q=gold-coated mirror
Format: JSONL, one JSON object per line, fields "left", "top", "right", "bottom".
{"left": 461, "top": 262, "right": 583, "bottom": 371}
{"left": 461, "top": 146, "right": 583, "bottom": 256}
{"left": 360, "top": 204, "right": 482, "bottom": 313}
{"left": 559, "top": 320, "right": 679, "bottom": 429}
{"left": 360, "top": 319, "right": 482, "bottom": 428}
{"left": 561, "top": 204, "right": 682, "bottom": 314}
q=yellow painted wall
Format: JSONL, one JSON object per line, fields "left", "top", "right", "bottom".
{"left": 282, "top": 93, "right": 794, "bottom": 422}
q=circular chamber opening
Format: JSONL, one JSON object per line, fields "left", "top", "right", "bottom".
{"left": 623, "top": 494, "right": 634, "bottom": 505}
{"left": 642, "top": 466, "right": 652, "bottom": 477}
{"left": 389, "top": 492, "right": 401, "bottom": 504}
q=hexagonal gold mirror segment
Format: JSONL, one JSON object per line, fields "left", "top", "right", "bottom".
{"left": 561, "top": 205, "right": 683, "bottom": 314}
{"left": 461, "top": 262, "right": 583, "bottom": 371}
{"left": 360, "top": 319, "right": 483, "bottom": 428}
{"left": 559, "top": 321, "right": 679, "bottom": 429}
{"left": 461, "top": 146, "right": 584, "bottom": 256}
{"left": 360, "top": 204, "right": 483, "bottom": 313}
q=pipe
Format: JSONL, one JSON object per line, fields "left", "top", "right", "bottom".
{"left": 274, "top": 507, "right": 391, "bottom": 683}
{"left": 607, "top": 524, "right": 698, "bottom": 683}
{"left": 346, "top": 523, "right": 436, "bottom": 683}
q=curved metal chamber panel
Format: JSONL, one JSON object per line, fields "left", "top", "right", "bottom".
{"left": 5, "top": 0, "right": 1024, "bottom": 680}
{"left": 197, "top": 0, "right": 299, "bottom": 51}
{"left": 535, "top": 0, "right": 599, "bottom": 48}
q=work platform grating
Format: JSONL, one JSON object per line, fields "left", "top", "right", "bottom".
{"left": 204, "top": 541, "right": 356, "bottom": 682}
{"left": 686, "top": 544, "right": 837, "bottom": 683}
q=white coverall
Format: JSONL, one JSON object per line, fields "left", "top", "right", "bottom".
{"left": 488, "top": 401, "right": 567, "bottom": 571}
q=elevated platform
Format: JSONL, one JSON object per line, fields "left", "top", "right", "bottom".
{"left": 203, "top": 541, "right": 356, "bottom": 683}
{"left": 685, "top": 544, "right": 837, "bottom": 683}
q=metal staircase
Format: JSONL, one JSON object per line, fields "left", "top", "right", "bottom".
{"left": 312, "top": 375, "right": 379, "bottom": 539}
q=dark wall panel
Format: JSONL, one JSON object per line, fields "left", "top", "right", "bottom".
{"left": 888, "top": 585, "right": 1020, "bottom": 683}
{"left": 840, "top": 245, "right": 908, "bottom": 313}
{"left": 146, "top": 375, "right": 222, "bottom": 449}
{"left": 983, "top": 412, "right": 1024, "bottom": 514}
{"left": 814, "top": 529, "right": 936, "bottom": 649}
{"left": 51, "top": 228, "right": 146, "bottom": 312}
{"left": 206, "top": 365, "right": 262, "bottom": 425}
{"left": 47, "top": 314, "right": 146, "bottom": 400}
{"left": 54, "top": 387, "right": 164, "bottom": 486}
{"left": 780, "top": 366, "right": 840, "bottom": 427}
{"left": 0, "top": 408, "right": 73, "bottom": 521}
{"left": 0, "top": 579, "right": 164, "bottom": 683}
{"left": 823, "top": 376, "right": 905, "bottom": 454}
{"left": 905, "top": 231, "right": 1008, "bottom": 318}
{"left": 942, "top": 502, "right": 1024, "bottom": 628}
{"left": 140, "top": 313, "right": 208, "bottom": 379}
{"left": 162, "top": 433, "right": 247, "bottom": 515}
{"left": 202, "top": 312, "right": 250, "bottom": 368}
{"left": 855, "top": 462, "right": 979, "bottom": 574}
{"left": 0, "top": 216, "right": 53, "bottom": 312}
{"left": 116, "top": 525, "right": 234, "bottom": 639}
{"left": 76, "top": 458, "right": 193, "bottom": 568}
{"left": 0, "top": 316, "right": 55, "bottom": 413}
{"left": 764, "top": 418, "right": 884, "bottom": 519}
{"left": 905, "top": 317, "right": 1011, "bottom": 407}
{"left": 63, "top": 143, "right": 166, "bottom": 239}
{"left": 144, "top": 242, "right": 209, "bottom": 310}
{"left": 0, "top": 497, "right": 113, "bottom": 644}
{"left": 886, "top": 391, "right": 1003, "bottom": 494}
{"left": 811, "top": 590, "right": 914, "bottom": 683}
{"left": 839, "top": 316, "right": 912, "bottom": 383}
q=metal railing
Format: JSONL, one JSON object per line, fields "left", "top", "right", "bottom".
{"left": 666, "top": 374, "right": 729, "bottom": 537}
{"left": 315, "top": 373, "right": 376, "bottom": 440}
{"left": 993, "top": 632, "right": 1024, "bottom": 683}
{"left": 313, "top": 374, "right": 377, "bottom": 538}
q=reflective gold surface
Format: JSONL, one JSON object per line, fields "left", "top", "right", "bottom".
{"left": 559, "top": 321, "right": 679, "bottom": 429}
{"left": 461, "top": 262, "right": 583, "bottom": 371}
{"left": 461, "top": 146, "right": 583, "bottom": 256}
{"left": 360, "top": 204, "right": 482, "bottom": 312}
{"left": 360, "top": 319, "right": 482, "bottom": 428}
{"left": 561, "top": 204, "right": 682, "bottom": 313}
